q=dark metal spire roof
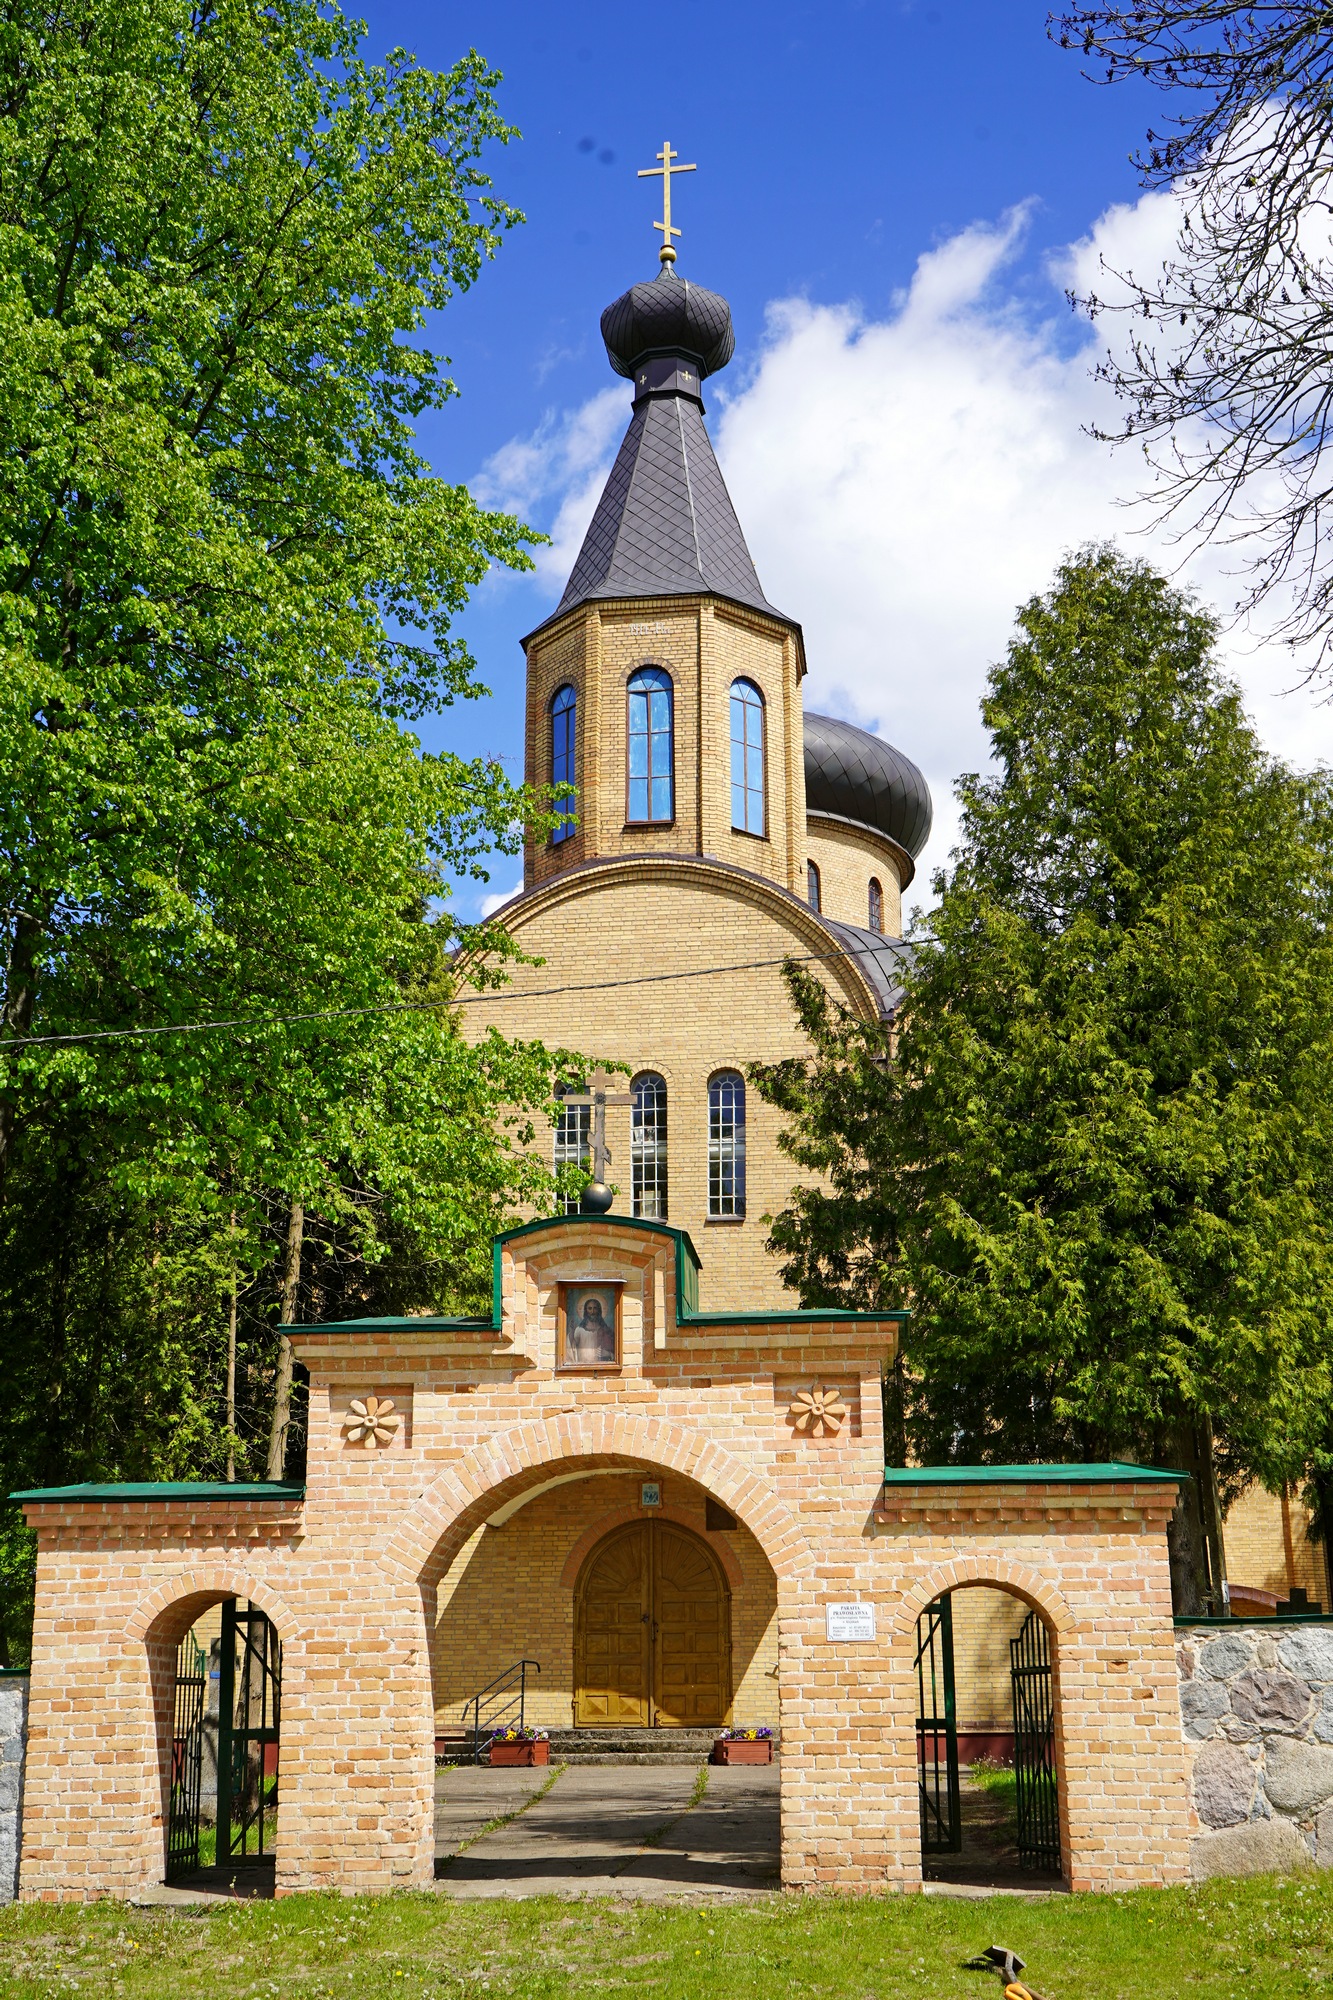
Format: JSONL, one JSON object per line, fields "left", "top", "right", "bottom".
{"left": 529, "top": 268, "right": 795, "bottom": 639}
{"left": 803, "top": 711, "right": 933, "bottom": 860}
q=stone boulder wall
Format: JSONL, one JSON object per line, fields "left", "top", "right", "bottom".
{"left": 1179, "top": 1623, "right": 1333, "bottom": 1880}
{"left": 0, "top": 1676, "right": 27, "bottom": 1903}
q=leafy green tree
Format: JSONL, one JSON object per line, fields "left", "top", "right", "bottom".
{"left": 755, "top": 548, "right": 1333, "bottom": 1610}
{"left": 0, "top": 0, "right": 584, "bottom": 1660}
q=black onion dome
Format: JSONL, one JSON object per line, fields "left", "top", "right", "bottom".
{"left": 803, "top": 712, "right": 933, "bottom": 860}
{"left": 601, "top": 269, "right": 735, "bottom": 380}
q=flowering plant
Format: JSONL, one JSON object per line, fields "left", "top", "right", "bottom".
{"left": 490, "top": 1726, "right": 549, "bottom": 1743}
{"left": 720, "top": 1726, "right": 773, "bottom": 1740}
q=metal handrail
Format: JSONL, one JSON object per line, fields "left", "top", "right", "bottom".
{"left": 464, "top": 1658, "right": 541, "bottom": 1763}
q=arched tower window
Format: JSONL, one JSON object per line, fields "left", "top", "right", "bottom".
{"left": 868, "top": 877, "right": 884, "bottom": 933}
{"left": 554, "top": 1083, "right": 590, "bottom": 1214}
{"left": 631, "top": 1072, "right": 668, "bottom": 1218}
{"left": 807, "top": 860, "right": 821, "bottom": 912}
{"left": 730, "top": 678, "right": 765, "bottom": 836}
{"left": 627, "top": 667, "right": 674, "bottom": 823}
{"left": 550, "top": 684, "right": 577, "bottom": 845}
{"left": 708, "top": 1071, "right": 746, "bottom": 1219}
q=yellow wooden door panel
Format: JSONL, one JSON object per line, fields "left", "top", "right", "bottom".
{"left": 652, "top": 1523, "right": 730, "bottom": 1726}
{"left": 575, "top": 1523, "right": 650, "bottom": 1726}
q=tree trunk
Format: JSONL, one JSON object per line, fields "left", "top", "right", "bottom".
{"left": 0, "top": 908, "right": 45, "bottom": 1205}
{"left": 1197, "top": 1416, "right": 1230, "bottom": 1616}
{"left": 265, "top": 1200, "right": 304, "bottom": 1481}
{"left": 226, "top": 1218, "right": 238, "bottom": 1483}
{"left": 1164, "top": 1419, "right": 1215, "bottom": 1615}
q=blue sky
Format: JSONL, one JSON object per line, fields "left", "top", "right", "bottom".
{"left": 355, "top": 1, "right": 1328, "bottom": 919}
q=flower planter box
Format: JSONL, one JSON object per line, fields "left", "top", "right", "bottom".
{"left": 489, "top": 1739, "right": 549, "bottom": 1767}
{"left": 713, "top": 1737, "right": 772, "bottom": 1765}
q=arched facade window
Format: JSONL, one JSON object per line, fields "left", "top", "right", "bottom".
{"left": 554, "top": 1083, "right": 590, "bottom": 1214}
{"left": 807, "top": 860, "right": 821, "bottom": 912}
{"left": 631, "top": 1072, "right": 668, "bottom": 1218}
{"left": 868, "top": 877, "right": 884, "bottom": 934}
{"left": 708, "top": 1071, "right": 746, "bottom": 1219}
{"left": 627, "top": 667, "right": 674, "bottom": 823}
{"left": 729, "top": 678, "right": 765, "bottom": 835}
{"left": 550, "top": 684, "right": 577, "bottom": 845}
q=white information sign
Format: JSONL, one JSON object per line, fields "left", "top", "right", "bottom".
{"left": 825, "top": 1601, "right": 876, "bottom": 1643}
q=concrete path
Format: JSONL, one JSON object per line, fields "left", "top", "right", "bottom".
{"left": 434, "top": 1761, "right": 781, "bottom": 1901}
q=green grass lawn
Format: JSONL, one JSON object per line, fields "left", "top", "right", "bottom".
{"left": 0, "top": 1872, "right": 1329, "bottom": 2000}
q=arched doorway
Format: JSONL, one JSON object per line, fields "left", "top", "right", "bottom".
{"left": 158, "top": 1596, "right": 281, "bottom": 1887}
{"left": 915, "top": 1585, "right": 1062, "bottom": 1886}
{"left": 574, "top": 1519, "right": 731, "bottom": 1727}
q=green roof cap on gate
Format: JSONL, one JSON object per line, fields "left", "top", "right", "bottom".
{"left": 286, "top": 1213, "right": 909, "bottom": 1337}
{"left": 10, "top": 1481, "right": 305, "bottom": 1503}
{"left": 880, "top": 1461, "right": 1188, "bottom": 1485}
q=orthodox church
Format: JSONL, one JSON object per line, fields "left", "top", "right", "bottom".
{"left": 8, "top": 177, "right": 1324, "bottom": 1909}
{"left": 466, "top": 237, "right": 931, "bottom": 1311}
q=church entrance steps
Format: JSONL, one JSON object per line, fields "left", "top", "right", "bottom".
{"left": 544, "top": 1727, "right": 776, "bottom": 1766}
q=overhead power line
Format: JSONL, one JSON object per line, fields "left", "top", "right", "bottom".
{"left": 1, "top": 939, "right": 923, "bottom": 1053}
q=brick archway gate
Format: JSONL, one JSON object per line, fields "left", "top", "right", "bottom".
{"left": 383, "top": 1410, "right": 818, "bottom": 1893}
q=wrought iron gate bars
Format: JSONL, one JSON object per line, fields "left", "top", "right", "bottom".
{"left": 217, "top": 1599, "right": 282, "bottom": 1866}
{"left": 914, "top": 1595, "right": 961, "bottom": 1853}
{"left": 166, "top": 1632, "right": 207, "bottom": 1880}
{"left": 1010, "top": 1609, "right": 1060, "bottom": 1874}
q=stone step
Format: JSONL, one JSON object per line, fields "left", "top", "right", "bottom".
{"left": 437, "top": 1725, "right": 779, "bottom": 1767}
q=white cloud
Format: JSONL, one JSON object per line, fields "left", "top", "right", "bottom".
{"left": 479, "top": 877, "right": 525, "bottom": 919}
{"left": 477, "top": 193, "right": 1333, "bottom": 907}
{"left": 474, "top": 383, "right": 630, "bottom": 592}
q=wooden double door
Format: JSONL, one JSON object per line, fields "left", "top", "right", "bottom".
{"left": 574, "top": 1519, "right": 731, "bottom": 1727}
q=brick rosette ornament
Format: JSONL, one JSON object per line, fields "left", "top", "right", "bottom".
{"left": 343, "top": 1395, "right": 399, "bottom": 1448}
{"left": 787, "top": 1384, "right": 846, "bottom": 1435}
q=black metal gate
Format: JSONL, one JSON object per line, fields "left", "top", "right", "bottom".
{"left": 914, "top": 1595, "right": 961, "bottom": 1854}
{"left": 217, "top": 1599, "right": 282, "bottom": 1866}
{"left": 1010, "top": 1608, "right": 1060, "bottom": 1873}
{"left": 166, "top": 1631, "right": 208, "bottom": 1880}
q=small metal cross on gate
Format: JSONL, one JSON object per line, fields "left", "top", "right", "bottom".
{"left": 562, "top": 1070, "right": 634, "bottom": 1184}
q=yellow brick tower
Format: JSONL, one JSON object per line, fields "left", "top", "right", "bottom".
{"left": 465, "top": 225, "right": 932, "bottom": 1309}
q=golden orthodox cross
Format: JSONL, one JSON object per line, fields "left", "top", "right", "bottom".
{"left": 638, "top": 140, "right": 696, "bottom": 268}
{"left": 563, "top": 1070, "right": 634, "bottom": 1182}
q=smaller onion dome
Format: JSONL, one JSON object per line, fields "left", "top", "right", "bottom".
{"left": 601, "top": 268, "right": 735, "bottom": 381}
{"left": 804, "top": 712, "right": 933, "bottom": 860}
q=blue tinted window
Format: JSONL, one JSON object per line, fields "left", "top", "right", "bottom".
{"left": 868, "top": 877, "right": 884, "bottom": 933}
{"left": 627, "top": 668, "right": 674, "bottom": 823}
{"left": 730, "top": 679, "right": 765, "bottom": 835}
{"left": 807, "top": 861, "right": 821, "bottom": 912}
{"left": 551, "top": 684, "right": 576, "bottom": 845}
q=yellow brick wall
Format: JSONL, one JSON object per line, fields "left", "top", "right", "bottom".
{"left": 804, "top": 813, "right": 906, "bottom": 936}
{"left": 949, "top": 1586, "right": 1029, "bottom": 1733}
{"left": 1224, "top": 1482, "right": 1331, "bottom": 1608}
{"left": 462, "top": 860, "right": 880, "bottom": 1310}
{"left": 432, "top": 1469, "right": 778, "bottom": 1730}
